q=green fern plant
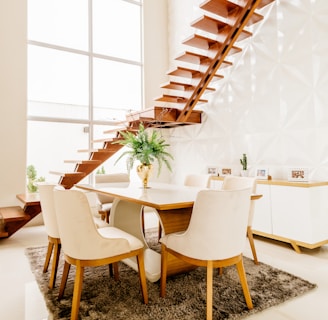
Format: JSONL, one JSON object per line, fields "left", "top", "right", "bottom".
{"left": 113, "top": 123, "right": 173, "bottom": 176}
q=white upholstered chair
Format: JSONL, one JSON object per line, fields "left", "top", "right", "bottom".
{"left": 183, "top": 173, "right": 211, "bottom": 188}
{"left": 38, "top": 183, "right": 61, "bottom": 289}
{"left": 160, "top": 188, "right": 253, "bottom": 320}
{"left": 95, "top": 173, "right": 130, "bottom": 223}
{"left": 221, "top": 175, "right": 258, "bottom": 264}
{"left": 53, "top": 188, "right": 148, "bottom": 320}
{"left": 157, "top": 173, "right": 211, "bottom": 241}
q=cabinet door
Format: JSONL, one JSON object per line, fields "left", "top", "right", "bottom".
{"left": 252, "top": 184, "right": 272, "bottom": 234}
{"left": 270, "top": 186, "right": 312, "bottom": 243}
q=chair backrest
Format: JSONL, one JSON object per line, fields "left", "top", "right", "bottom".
{"left": 38, "top": 183, "right": 60, "bottom": 239}
{"left": 95, "top": 173, "right": 130, "bottom": 204}
{"left": 221, "top": 175, "right": 256, "bottom": 226}
{"left": 183, "top": 174, "right": 211, "bottom": 188}
{"left": 221, "top": 175, "right": 256, "bottom": 193}
{"left": 178, "top": 188, "right": 252, "bottom": 260}
{"left": 53, "top": 188, "right": 130, "bottom": 260}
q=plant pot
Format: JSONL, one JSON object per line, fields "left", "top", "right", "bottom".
{"left": 137, "top": 163, "right": 153, "bottom": 188}
{"left": 241, "top": 169, "right": 249, "bottom": 177}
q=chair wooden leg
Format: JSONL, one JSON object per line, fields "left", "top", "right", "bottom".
{"left": 71, "top": 265, "right": 84, "bottom": 320}
{"left": 218, "top": 267, "right": 223, "bottom": 275}
{"left": 141, "top": 207, "right": 145, "bottom": 236}
{"left": 58, "top": 261, "right": 71, "bottom": 300}
{"left": 160, "top": 244, "right": 168, "bottom": 298}
{"left": 43, "top": 241, "right": 54, "bottom": 273}
{"left": 158, "top": 222, "right": 162, "bottom": 242}
{"left": 49, "top": 242, "right": 61, "bottom": 289}
{"left": 206, "top": 261, "right": 213, "bottom": 320}
{"left": 235, "top": 258, "right": 253, "bottom": 310}
{"left": 247, "top": 226, "right": 258, "bottom": 264}
{"left": 109, "top": 262, "right": 119, "bottom": 281}
{"left": 136, "top": 252, "right": 148, "bottom": 304}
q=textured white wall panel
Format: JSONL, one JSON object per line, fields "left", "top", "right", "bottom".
{"left": 167, "top": 0, "right": 328, "bottom": 182}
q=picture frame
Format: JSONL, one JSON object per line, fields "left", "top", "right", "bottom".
{"left": 255, "top": 168, "right": 269, "bottom": 180}
{"left": 220, "top": 168, "right": 232, "bottom": 176}
{"left": 207, "top": 166, "right": 218, "bottom": 176}
{"left": 288, "top": 167, "right": 309, "bottom": 182}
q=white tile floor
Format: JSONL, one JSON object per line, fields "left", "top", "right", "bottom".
{"left": 1, "top": 213, "right": 327, "bottom": 320}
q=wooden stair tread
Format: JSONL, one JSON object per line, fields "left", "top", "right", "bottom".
{"left": 103, "top": 126, "right": 127, "bottom": 134}
{"left": 167, "top": 66, "right": 223, "bottom": 80}
{"left": 183, "top": 34, "right": 219, "bottom": 50}
{"left": 257, "top": 0, "right": 275, "bottom": 10}
{"left": 246, "top": 12, "right": 264, "bottom": 26}
{"left": 126, "top": 106, "right": 202, "bottom": 125}
{"left": 64, "top": 159, "right": 101, "bottom": 164}
{"left": 0, "top": 206, "right": 29, "bottom": 222}
{"left": 175, "top": 51, "right": 213, "bottom": 65}
{"left": 77, "top": 148, "right": 120, "bottom": 153}
{"left": 161, "top": 81, "right": 215, "bottom": 92}
{"left": 191, "top": 15, "right": 231, "bottom": 36}
{"left": 155, "top": 95, "right": 208, "bottom": 104}
{"left": 200, "top": 0, "right": 241, "bottom": 18}
{"left": 92, "top": 138, "right": 114, "bottom": 143}
{"left": 49, "top": 171, "right": 86, "bottom": 177}
{"left": 16, "top": 193, "right": 40, "bottom": 206}
{"left": 175, "top": 51, "right": 233, "bottom": 69}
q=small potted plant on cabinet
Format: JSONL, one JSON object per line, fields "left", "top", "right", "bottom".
{"left": 240, "top": 153, "right": 248, "bottom": 177}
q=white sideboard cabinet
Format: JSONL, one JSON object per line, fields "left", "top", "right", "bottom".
{"left": 211, "top": 177, "right": 328, "bottom": 253}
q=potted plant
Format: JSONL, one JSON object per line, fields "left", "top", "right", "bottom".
{"left": 26, "top": 165, "right": 45, "bottom": 193}
{"left": 240, "top": 153, "right": 248, "bottom": 177}
{"left": 113, "top": 123, "right": 173, "bottom": 188}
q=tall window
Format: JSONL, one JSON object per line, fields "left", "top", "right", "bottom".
{"left": 27, "top": 0, "right": 143, "bottom": 180}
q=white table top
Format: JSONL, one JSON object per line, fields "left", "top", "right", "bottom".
{"left": 76, "top": 182, "right": 202, "bottom": 211}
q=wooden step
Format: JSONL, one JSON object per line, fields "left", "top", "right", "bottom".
{"left": 161, "top": 80, "right": 215, "bottom": 92}
{"left": 191, "top": 15, "right": 231, "bottom": 37}
{"left": 50, "top": 171, "right": 86, "bottom": 178}
{"left": 167, "top": 66, "right": 223, "bottom": 80}
{"left": 183, "top": 34, "right": 219, "bottom": 51}
{"left": 126, "top": 106, "right": 202, "bottom": 126}
{"left": 0, "top": 206, "right": 29, "bottom": 222}
{"left": 246, "top": 12, "right": 264, "bottom": 26}
{"left": 64, "top": 159, "right": 101, "bottom": 165}
{"left": 175, "top": 51, "right": 232, "bottom": 70}
{"left": 257, "top": 0, "right": 275, "bottom": 10}
{"left": 103, "top": 126, "right": 127, "bottom": 134}
{"left": 199, "top": 0, "right": 242, "bottom": 18}
{"left": 92, "top": 137, "right": 114, "bottom": 143}
{"left": 155, "top": 94, "right": 208, "bottom": 104}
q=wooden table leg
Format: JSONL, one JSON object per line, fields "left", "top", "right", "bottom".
{"left": 157, "top": 207, "right": 196, "bottom": 276}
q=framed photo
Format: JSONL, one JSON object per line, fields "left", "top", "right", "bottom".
{"left": 220, "top": 168, "right": 232, "bottom": 176}
{"left": 288, "top": 167, "right": 309, "bottom": 182}
{"left": 256, "top": 168, "right": 269, "bottom": 180}
{"left": 207, "top": 166, "right": 218, "bottom": 176}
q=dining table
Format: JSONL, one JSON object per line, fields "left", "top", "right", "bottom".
{"left": 76, "top": 181, "right": 262, "bottom": 283}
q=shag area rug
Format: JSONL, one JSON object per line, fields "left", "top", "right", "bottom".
{"left": 26, "top": 230, "right": 316, "bottom": 320}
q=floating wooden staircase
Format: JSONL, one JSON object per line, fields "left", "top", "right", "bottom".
{"left": 0, "top": 0, "right": 274, "bottom": 238}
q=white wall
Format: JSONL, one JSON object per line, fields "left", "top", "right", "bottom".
{"left": 0, "top": 0, "right": 27, "bottom": 207}
{"left": 143, "top": 0, "right": 169, "bottom": 109}
{"left": 167, "top": 0, "right": 328, "bottom": 183}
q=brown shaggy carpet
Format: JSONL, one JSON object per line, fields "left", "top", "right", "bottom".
{"left": 25, "top": 230, "right": 316, "bottom": 320}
